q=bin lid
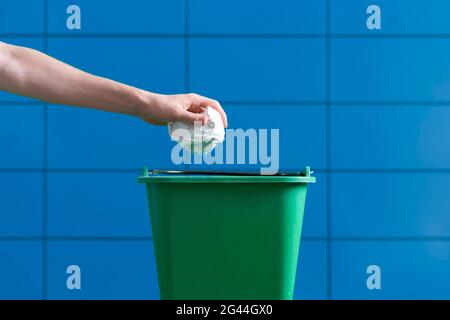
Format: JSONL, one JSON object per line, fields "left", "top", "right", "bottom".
{"left": 137, "top": 167, "right": 316, "bottom": 183}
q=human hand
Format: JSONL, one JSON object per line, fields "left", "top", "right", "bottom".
{"left": 0, "top": 42, "right": 228, "bottom": 127}
{"left": 138, "top": 92, "right": 228, "bottom": 127}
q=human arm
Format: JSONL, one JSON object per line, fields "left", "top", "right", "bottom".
{"left": 0, "top": 41, "right": 227, "bottom": 126}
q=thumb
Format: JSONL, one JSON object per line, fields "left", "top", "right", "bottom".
{"left": 178, "top": 109, "right": 209, "bottom": 126}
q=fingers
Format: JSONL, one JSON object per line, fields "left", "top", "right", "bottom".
{"left": 176, "top": 109, "right": 209, "bottom": 126}
{"left": 191, "top": 94, "right": 228, "bottom": 128}
{"left": 204, "top": 98, "right": 228, "bottom": 128}
{"left": 186, "top": 101, "right": 205, "bottom": 113}
{"left": 145, "top": 93, "right": 226, "bottom": 128}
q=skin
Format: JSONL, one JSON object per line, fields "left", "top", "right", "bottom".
{"left": 0, "top": 41, "right": 228, "bottom": 127}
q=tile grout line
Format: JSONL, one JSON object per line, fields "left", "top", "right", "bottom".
{"left": 7, "top": 100, "right": 450, "bottom": 106}
{"left": 6, "top": 33, "right": 450, "bottom": 39}
{"left": 2, "top": 236, "right": 450, "bottom": 241}
{"left": 185, "top": 0, "right": 190, "bottom": 93}
{"left": 325, "top": 0, "right": 332, "bottom": 301}
{"left": 42, "top": 0, "right": 49, "bottom": 301}
{"left": 184, "top": 0, "right": 190, "bottom": 172}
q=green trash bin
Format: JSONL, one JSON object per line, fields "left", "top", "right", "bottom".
{"left": 138, "top": 167, "right": 316, "bottom": 300}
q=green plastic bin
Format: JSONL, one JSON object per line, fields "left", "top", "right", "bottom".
{"left": 138, "top": 167, "right": 316, "bottom": 300}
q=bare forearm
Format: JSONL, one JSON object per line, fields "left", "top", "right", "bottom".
{"left": 0, "top": 42, "right": 150, "bottom": 116}
{"left": 0, "top": 42, "right": 227, "bottom": 126}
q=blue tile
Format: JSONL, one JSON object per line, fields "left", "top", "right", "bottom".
{"left": 48, "top": 39, "right": 184, "bottom": 95}
{"left": 47, "top": 241, "right": 159, "bottom": 299}
{"left": 190, "top": 39, "right": 326, "bottom": 101}
{"left": 0, "top": 105, "right": 43, "bottom": 168}
{"left": 331, "top": 39, "right": 450, "bottom": 102}
{"left": 190, "top": 0, "right": 326, "bottom": 34}
{"left": 331, "top": 0, "right": 450, "bottom": 34}
{"left": 48, "top": 106, "right": 177, "bottom": 168}
{"left": 0, "top": 241, "right": 43, "bottom": 299}
{"left": 332, "top": 173, "right": 450, "bottom": 237}
{"left": 0, "top": 173, "right": 43, "bottom": 237}
{"left": 332, "top": 241, "right": 450, "bottom": 299}
{"left": 0, "top": 39, "right": 44, "bottom": 102}
{"left": 46, "top": 240, "right": 325, "bottom": 299}
{"left": 48, "top": 173, "right": 151, "bottom": 237}
{"left": 331, "top": 106, "right": 450, "bottom": 168}
{"left": 303, "top": 173, "right": 326, "bottom": 238}
{"left": 48, "top": 0, "right": 184, "bottom": 34}
{"left": 294, "top": 240, "right": 327, "bottom": 300}
{"left": 0, "top": 1, "right": 44, "bottom": 33}
{"left": 188, "top": 105, "right": 326, "bottom": 172}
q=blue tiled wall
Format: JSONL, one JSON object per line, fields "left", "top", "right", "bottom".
{"left": 332, "top": 173, "right": 450, "bottom": 237}
{"left": 190, "top": 39, "right": 326, "bottom": 101}
{"left": 48, "top": 0, "right": 185, "bottom": 34}
{"left": 47, "top": 106, "right": 176, "bottom": 169}
{"left": 190, "top": 0, "right": 326, "bottom": 34}
{"left": 47, "top": 173, "right": 151, "bottom": 237}
{"left": 47, "top": 241, "right": 159, "bottom": 299}
{"left": 331, "top": 106, "right": 450, "bottom": 168}
{"left": 48, "top": 38, "right": 185, "bottom": 94}
{"left": 332, "top": 241, "right": 450, "bottom": 299}
{"left": 0, "top": 242, "right": 43, "bottom": 299}
{"left": 0, "top": 173, "right": 43, "bottom": 236}
{"left": 331, "top": 39, "right": 450, "bottom": 102}
{"left": 331, "top": 0, "right": 450, "bottom": 34}
{"left": 0, "top": 2, "right": 44, "bottom": 34}
{"left": 1, "top": 0, "right": 449, "bottom": 300}
{"left": 0, "top": 105, "right": 43, "bottom": 168}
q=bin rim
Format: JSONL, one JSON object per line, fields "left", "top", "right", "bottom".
{"left": 137, "top": 168, "right": 316, "bottom": 184}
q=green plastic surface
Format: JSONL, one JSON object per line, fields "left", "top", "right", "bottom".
{"left": 138, "top": 168, "right": 315, "bottom": 300}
